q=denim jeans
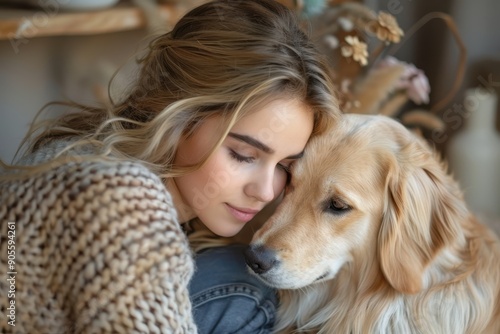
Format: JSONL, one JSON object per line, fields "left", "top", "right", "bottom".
{"left": 189, "top": 244, "right": 278, "bottom": 334}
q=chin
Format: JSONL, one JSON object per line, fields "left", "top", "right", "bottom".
{"left": 217, "top": 226, "right": 245, "bottom": 238}
{"left": 204, "top": 221, "right": 244, "bottom": 238}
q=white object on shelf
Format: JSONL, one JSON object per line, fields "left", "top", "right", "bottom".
{"left": 448, "top": 87, "right": 500, "bottom": 220}
{"left": 16, "top": 0, "right": 120, "bottom": 11}
{"left": 59, "top": 0, "right": 120, "bottom": 11}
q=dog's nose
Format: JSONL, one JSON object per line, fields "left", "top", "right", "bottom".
{"left": 244, "top": 244, "right": 278, "bottom": 274}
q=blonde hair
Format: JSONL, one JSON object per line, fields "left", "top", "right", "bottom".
{"left": 2, "top": 0, "right": 340, "bottom": 179}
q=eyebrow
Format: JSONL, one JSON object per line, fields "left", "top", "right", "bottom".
{"left": 228, "top": 132, "right": 304, "bottom": 159}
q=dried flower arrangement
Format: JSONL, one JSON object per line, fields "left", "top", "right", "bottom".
{"left": 281, "top": 0, "right": 467, "bottom": 138}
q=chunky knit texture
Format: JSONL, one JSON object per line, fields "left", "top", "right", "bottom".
{"left": 0, "top": 141, "right": 197, "bottom": 333}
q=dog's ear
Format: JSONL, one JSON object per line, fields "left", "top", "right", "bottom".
{"left": 378, "top": 139, "right": 467, "bottom": 294}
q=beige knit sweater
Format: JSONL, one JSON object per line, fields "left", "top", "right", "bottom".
{"left": 0, "top": 140, "right": 197, "bottom": 333}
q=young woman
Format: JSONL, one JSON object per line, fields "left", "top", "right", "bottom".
{"left": 0, "top": 0, "right": 340, "bottom": 333}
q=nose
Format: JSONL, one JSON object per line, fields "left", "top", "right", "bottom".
{"left": 244, "top": 244, "right": 279, "bottom": 274}
{"left": 245, "top": 169, "right": 275, "bottom": 203}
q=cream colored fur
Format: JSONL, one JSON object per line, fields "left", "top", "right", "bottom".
{"left": 249, "top": 114, "right": 500, "bottom": 334}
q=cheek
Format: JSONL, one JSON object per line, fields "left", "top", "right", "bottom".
{"left": 193, "top": 153, "right": 232, "bottom": 192}
{"left": 175, "top": 153, "right": 230, "bottom": 207}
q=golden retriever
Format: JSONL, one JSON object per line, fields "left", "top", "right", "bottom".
{"left": 244, "top": 114, "right": 500, "bottom": 334}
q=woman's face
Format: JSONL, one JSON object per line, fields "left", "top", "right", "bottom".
{"left": 172, "top": 98, "right": 314, "bottom": 237}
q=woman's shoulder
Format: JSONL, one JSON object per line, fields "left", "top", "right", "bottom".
{"left": 0, "top": 142, "right": 196, "bottom": 334}
{"left": 15, "top": 137, "right": 89, "bottom": 166}
{"left": 9, "top": 137, "right": 170, "bottom": 201}
{"left": 6, "top": 156, "right": 175, "bottom": 212}
{"left": 2, "top": 141, "right": 180, "bottom": 231}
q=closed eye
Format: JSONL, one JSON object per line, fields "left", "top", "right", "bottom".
{"left": 229, "top": 150, "right": 254, "bottom": 163}
{"left": 324, "top": 198, "right": 351, "bottom": 214}
{"left": 278, "top": 163, "right": 291, "bottom": 174}
{"left": 278, "top": 162, "right": 294, "bottom": 185}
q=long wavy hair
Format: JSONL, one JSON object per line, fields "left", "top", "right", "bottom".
{"left": 2, "top": 0, "right": 340, "bottom": 180}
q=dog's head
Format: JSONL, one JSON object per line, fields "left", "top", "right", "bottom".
{"left": 245, "top": 114, "right": 467, "bottom": 293}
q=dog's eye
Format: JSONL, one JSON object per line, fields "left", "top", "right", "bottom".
{"left": 327, "top": 198, "right": 350, "bottom": 213}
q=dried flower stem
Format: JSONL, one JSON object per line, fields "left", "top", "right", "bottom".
{"left": 350, "top": 64, "right": 405, "bottom": 114}
{"left": 369, "top": 42, "right": 387, "bottom": 65}
{"left": 379, "top": 92, "right": 408, "bottom": 117}
{"left": 401, "top": 109, "right": 446, "bottom": 130}
{"left": 387, "top": 12, "right": 466, "bottom": 114}
{"left": 312, "top": 2, "right": 376, "bottom": 37}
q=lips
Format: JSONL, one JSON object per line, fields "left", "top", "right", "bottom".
{"left": 225, "top": 203, "right": 260, "bottom": 223}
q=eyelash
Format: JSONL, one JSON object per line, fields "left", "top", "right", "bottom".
{"left": 278, "top": 164, "right": 291, "bottom": 174}
{"left": 229, "top": 150, "right": 254, "bottom": 163}
{"left": 229, "top": 149, "right": 292, "bottom": 175}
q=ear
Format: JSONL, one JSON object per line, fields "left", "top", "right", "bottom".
{"left": 378, "top": 140, "right": 467, "bottom": 294}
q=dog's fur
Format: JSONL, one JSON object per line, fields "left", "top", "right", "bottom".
{"left": 246, "top": 114, "right": 500, "bottom": 334}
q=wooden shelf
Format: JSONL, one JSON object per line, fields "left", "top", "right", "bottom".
{"left": 0, "top": 3, "right": 191, "bottom": 40}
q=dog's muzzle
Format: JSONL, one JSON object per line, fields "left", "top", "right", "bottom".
{"left": 244, "top": 244, "right": 280, "bottom": 274}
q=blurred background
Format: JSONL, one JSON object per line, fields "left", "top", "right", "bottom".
{"left": 0, "top": 0, "right": 499, "bottom": 229}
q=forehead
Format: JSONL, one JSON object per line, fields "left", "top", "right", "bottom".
{"left": 232, "top": 98, "right": 312, "bottom": 130}
{"left": 230, "top": 98, "right": 314, "bottom": 153}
